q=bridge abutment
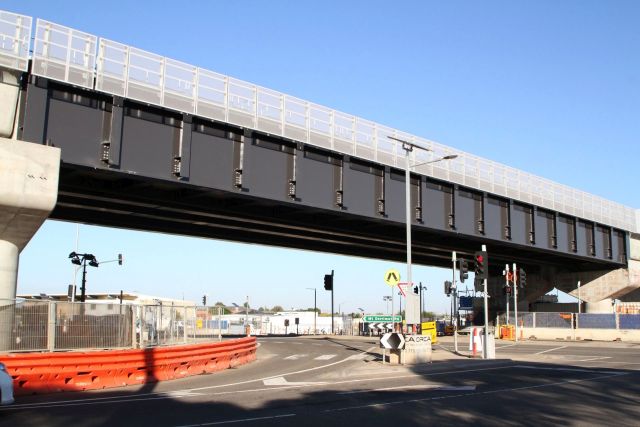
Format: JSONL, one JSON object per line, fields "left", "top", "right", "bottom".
{"left": 0, "top": 137, "right": 60, "bottom": 299}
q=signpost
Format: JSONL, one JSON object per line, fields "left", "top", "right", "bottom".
{"left": 380, "top": 332, "right": 405, "bottom": 365}
{"left": 384, "top": 269, "right": 400, "bottom": 331}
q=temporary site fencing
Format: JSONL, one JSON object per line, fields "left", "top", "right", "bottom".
{"left": 498, "top": 311, "right": 640, "bottom": 330}
{"left": 0, "top": 299, "right": 361, "bottom": 352}
{"left": 0, "top": 299, "right": 225, "bottom": 352}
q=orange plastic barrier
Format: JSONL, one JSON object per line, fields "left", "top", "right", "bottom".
{"left": 0, "top": 337, "right": 257, "bottom": 396}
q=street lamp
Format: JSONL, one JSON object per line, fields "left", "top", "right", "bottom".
{"left": 388, "top": 136, "right": 458, "bottom": 330}
{"left": 306, "top": 287, "right": 317, "bottom": 334}
{"left": 68, "top": 252, "right": 99, "bottom": 303}
{"left": 383, "top": 295, "right": 392, "bottom": 315}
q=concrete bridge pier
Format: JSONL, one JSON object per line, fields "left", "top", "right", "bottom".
{"left": 0, "top": 138, "right": 60, "bottom": 300}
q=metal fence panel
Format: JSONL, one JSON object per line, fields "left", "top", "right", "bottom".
{"left": 33, "top": 19, "right": 97, "bottom": 89}
{"left": 54, "top": 301, "right": 132, "bottom": 350}
{"left": 535, "top": 312, "right": 573, "bottom": 328}
{"left": 0, "top": 10, "right": 31, "bottom": 71}
{"left": 577, "top": 313, "right": 616, "bottom": 329}
{"left": 618, "top": 314, "right": 640, "bottom": 330}
{"left": 0, "top": 299, "right": 49, "bottom": 352}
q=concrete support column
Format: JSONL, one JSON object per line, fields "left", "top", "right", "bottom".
{"left": 0, "top": 240, "right": 19, "bottom": 301}
{"left": 0, "top": 137, "right": 60, "bottom": 301}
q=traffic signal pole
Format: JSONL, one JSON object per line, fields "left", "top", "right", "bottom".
{"left": 482, "top": 245, "right": 489, "bottom": 359}
{"left": 331, "top": 270, "right": 334, "bottom": 335}
{"left": 513, "top": 262, "right": 518, "bottom": 343}
{"left": 452, "top": 251, "right": 458, "bottom": 354}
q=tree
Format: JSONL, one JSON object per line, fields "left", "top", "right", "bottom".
{"left": 271, "top": 305, "right": 284, "bottom": 312}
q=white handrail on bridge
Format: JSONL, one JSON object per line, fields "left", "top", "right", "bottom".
{"left": 0, "top": 9, "right": 636, "bottom": 233}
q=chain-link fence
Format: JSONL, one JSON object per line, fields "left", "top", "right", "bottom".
{"left": 0, "top": 299, "right": 226, "bottom": 352}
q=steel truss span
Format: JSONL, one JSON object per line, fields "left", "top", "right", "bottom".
{"left": 0, "top": 9, "right": 636, "bottom": 233}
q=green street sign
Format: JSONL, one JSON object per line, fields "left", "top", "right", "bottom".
{"left": 363, "top": 315, "right": 402, "bottom": 322}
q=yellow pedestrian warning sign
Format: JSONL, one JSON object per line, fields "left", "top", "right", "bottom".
{"left": 384, "top": 269, "right": 401, "bottom": 286}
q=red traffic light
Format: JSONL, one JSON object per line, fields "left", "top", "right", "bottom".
{"left": 476, "top": 255, "right": 484, "bottom": 263}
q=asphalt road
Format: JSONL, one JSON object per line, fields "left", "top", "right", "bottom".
{"left": 1, "top": 336, "right": 639, "bottom": 426}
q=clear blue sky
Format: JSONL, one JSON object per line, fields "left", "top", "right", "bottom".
{"left": 7, "top": 1, "right": 639, "bottom": 314}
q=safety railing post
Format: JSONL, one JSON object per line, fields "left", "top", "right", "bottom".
{"left": 47, "top": 300, "right": 56, "bottom": 351}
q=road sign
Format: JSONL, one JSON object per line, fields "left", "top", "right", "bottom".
{"left": 367, "top": 322, "right": 393, "bottom": 330}
{"left": 459, "top": 296, "right": 474, "bottom": 311}
{"left": 363, "top": 315, "right": 402, "bottom": 322}
{"left": 384, "top": 269, "right": 401, "bottom": 286}
{"left": 380, "top": 332, "right": 405, "bottom": 350}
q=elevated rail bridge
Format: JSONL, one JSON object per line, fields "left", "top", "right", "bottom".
{"left": 0, "top": 10, "right": 638, "bottom": 314}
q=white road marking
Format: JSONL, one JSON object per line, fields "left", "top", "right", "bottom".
{"left": 572, "top": 356, "right": 612, "bottom": 362}
{"left": 159, "top": 391, "right": 204, "bottom": 398}
{"left": 263, "top": 376, "right": 326, "bottom": 386}
{"left": 324, "top": 371, "right": 628, "bottom": 414}
{"left": 533, "top": 345, "right": 567, "bottom": 355}
{"left": 175, "top": 413, "right": 296, "bottom": 426}
{"left": 513, "top": 365, "right": 624, "bottom": 375}
{"left": 339, "top": 384, "right": 476, "bottom": 394}
{"left": 284, "top": 354, "right": 308, "bottom": 360}
{"left": 346, "top": 353, "right": 370, "bottom": 360}
{"left": 314, "top": 354, "right": 337, "bottom": 360}
{"left": 496, "top": 343, "right": 518, "bottom": 349}
{"left": 1, "top": 363, "right": 514, "bottom": 411}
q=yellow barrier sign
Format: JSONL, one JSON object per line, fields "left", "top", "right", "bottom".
{"left": 196, "top": 319, "right": 203, "bottom": 329}
{"left": 421, "top": 321, "right": 438, "bottom": 344}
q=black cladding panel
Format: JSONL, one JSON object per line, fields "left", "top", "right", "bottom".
{"left": 297, "top": 149, "right": 337, "bottom": 209}
{"left": 385, "top": 170, "right": 406, "bottom": 223}
{"left": 342, "top": 160, "right": 379, "bottom": 217}
{"left": 535, "top": 209, "right": 553, "bottom": 250}
{"left": 46, "top": 94, "right": 106, "bottom": 168}
{"left": 424, "top": 180, "right": 451, "bottom": 231}
{"left": 511, "top": 203, "right": 530, "bottom": 245}
{"left": 120, "top": 115, "right": 176, "bottom": 180}
{"left": 557, "top": 215, "right": 572, "bottom": 253}
{"left": 485, "top": 197, "right": 506, "bottom": 241}
{"left": 243, "top": 138, "right": 292, "bottom": 201}
{"left": 189, "top": 131, "right": 235, "bottom": 190}
{"left": 455, "top": 189, "right": 480, "bottom": 236}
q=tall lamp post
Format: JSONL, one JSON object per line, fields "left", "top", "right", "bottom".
{"left": 306, "top": 287, "right": 317, "bottom": 334}
{"left": 388, "top": 136, "right": 457, "bottom": 330}
{"left": 69, "top": 252, "right": 99, "bottom": 303}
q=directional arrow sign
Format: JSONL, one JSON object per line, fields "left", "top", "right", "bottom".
{"left": 380, "top": 332, "right": 405, "bottom": 350}
{"left": 364, "top": 315, "right": 402, "bottom": 322}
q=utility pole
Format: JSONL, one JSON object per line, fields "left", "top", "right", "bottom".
{"left": 505, "top": 264, "right": 510, "bottom": 325}
{"left": 513, "top": 262, "right": 518, "bottom": 343}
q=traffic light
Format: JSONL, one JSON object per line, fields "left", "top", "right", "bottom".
{"left": 458, "top": 259, "right": 469, "bottom": 283}
{"left": 518, "top": 268, "right": 527, "bottom": 288}
{"left": 117, "top": 253, "right": 123, "bottom": 265}
{"left": 202, "top": 295, "right": 207, "bottom": 306}
{"left": 444, "top": 280, "right": 452, "bottom": 296}
{"left": 324, "top": 273, "right": 333, "bottom": 291}
{"left": 504, "top": 285, "right": 512, "bottom": 295}
{"left": 474, "top": 251, "right": 488, "bottom": 280}
{"left": 413, "top": 285, "right": 419, "bottom": 295}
